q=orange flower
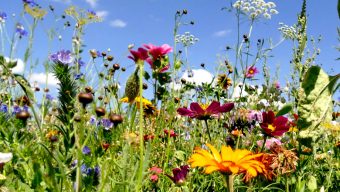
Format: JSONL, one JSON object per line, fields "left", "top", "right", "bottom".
{"left": 188, "top": 143, "right": 266, "bottom": 181}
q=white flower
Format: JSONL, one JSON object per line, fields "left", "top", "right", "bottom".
{"left": 267, "top": 2, "right": 276, "bottom": 8}
{"left": 0, "top": 152, "right": 13, "bottom": 163}
{"left": 263, "top": 13, "right": 271, "bottom": 19}
{"left": 270, "top": 9, "right": 278, "bottom": 14}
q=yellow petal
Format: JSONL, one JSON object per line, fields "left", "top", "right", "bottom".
{"left": 205, "top": 166, "right": 220, "bottom": 174}
{"left": 206, "top": 143, "right": 222, "bottom": 162}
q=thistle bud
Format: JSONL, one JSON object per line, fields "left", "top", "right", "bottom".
{"left": 124, "top": 69, "right": 139, "bottom": 102}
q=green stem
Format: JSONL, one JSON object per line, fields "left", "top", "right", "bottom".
{"left": 260, "top": 135, "right": 267, "bottom": 152}
{"left": 136, "top": 63, "right": 145, "bottom": 191}
{"left": 204, "top": 119, "right": 212, "bottom": 142}
{"left": 227, "top": 174, "right": 234, "bottom": 192}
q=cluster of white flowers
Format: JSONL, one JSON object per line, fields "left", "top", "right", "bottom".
{"left": 233, "top": 0, "right": 278, "bottom": 20}
{"left": 175, "top": 32, "right": 199, "bottom": 47}
{"left": 278, "top": 22, "right": 298, "bottom": 40}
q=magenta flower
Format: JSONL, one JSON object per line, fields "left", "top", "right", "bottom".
{"left": 260, "top": 111, "right": 290, "bottom": 137}
{"left": 144, "top": 43, "right": 172, "bottom": 72}
{"left": 128, "top": 47, "right": 149, "bottom": 63}
{"left": 245, "top": 66, "right": 259, "bottom": 78}
{"left": 166, "top": 165, "right": 189, "bottom": 185}
{"left": 177, "top": 101, "right": 234, "bottom": 120}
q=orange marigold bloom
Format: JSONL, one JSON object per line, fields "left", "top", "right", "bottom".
{"left": 188, "top": 143, "right": 266, "bottom": 181}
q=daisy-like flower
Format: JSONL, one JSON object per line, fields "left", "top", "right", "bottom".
{"left": 144, "top": 43, "right": 172, "bottom": 73}
{"left": 188, "top": 144, "right": 265, "bottom": 181}
{"left": 128, "top": 47, "right": 149, "bottom": 63}
{"left": 177, "top": 101, "right": 234, "bottom": 120}
{"left": 166, "top": 165, "right": 190, "bottom": 185}
{"left": 217, "top": 74, "right": 232, "bottom": 90}
{"left": 260, "top": 111, "right": 289, "bottom": 137}
{"left": 120, "top": 96, "right": 153, "bottom": 108}
{"left": 121, "top": 96, "right": 158, "bottom": 116}
{"left": 245, "top": 66, "right": 259, "bottom": 78}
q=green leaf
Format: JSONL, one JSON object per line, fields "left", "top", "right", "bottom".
{"left": 307, "top": 175, "right": 317, "bottom": 191}
{"left": 276, "top": 104, "right": 293, "bottom": 117}
{"left": 297, "top": 66, "right": 339, "bottom": 132}
{"left": 338, "top": 0, "right": 340, "bottom": 19}
{"left": 144, "top": 71, "right": 150, "bottom": 80}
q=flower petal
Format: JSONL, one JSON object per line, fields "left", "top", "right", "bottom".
{"left": 177, "top": 108, "right": 194, "bottom": 117}
{"left": 189, "top": 102, "right": 205, "bottom": 115}
{"left": 219, "top": 103, "right": 234, "bottom": 113}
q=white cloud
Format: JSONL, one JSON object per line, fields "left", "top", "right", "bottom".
{"left": 213, "top": 30, "right": 231, "bottom": 37}
{"left": 30, "top": 73, "right": 59, "bottom": 87}
{"left": 85, "top": 0, "right": 98, "bottom": 8}
{"left": 110, "top": 19, "right": 127, "bottom": 28}
{"left": 96, "top": 10, "right": 108, "bottom": 20}
{"left": 169, "top": 69, "right": 214, "bottom": 91}
{"left": 4, "top": 57, "right": 24, "bottom": 73}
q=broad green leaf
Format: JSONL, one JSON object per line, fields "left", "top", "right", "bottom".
{"left": 276, "top": 104, "right": 293, "bottom": 117}
{"left": 307, "top": 175, "right": 317, "bottom": 191}
{"left": 297, "top": 66, "right": 338, "bottom": 132}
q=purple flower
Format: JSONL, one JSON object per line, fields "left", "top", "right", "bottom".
{"left": 49, "top": 50, "right": 74, "bottom": 65}
{"left": 74, "top": 73, "right": 83, "bottom": 80}
{"left": 100, "top": 118, "right": 113, "bottom": 130}
{"left": 16, "top": 23, "right": 28, "bottom": 37}
{"left": 94, "top": 166, "right": 100, "bottom": 176}
{"left": 71, "top": 160, "right": 78, "bottom": 167}
{"left": 0, "top": 104, "right": 8, "bottom": 113}
{"left": 0, "top": 12, "right": 7, "bottom": 23}
{"left": 247, "top": 110, "right": 263, "bottom": 122}
{"left": 82, "top": 146, "right": 91, "bottom": 155}
{"left": 12, "top": 106, "right": 20, "bottom": 114}
{"left": 166, "top": 165, "right": 189, "bottom": 185}
{"left": 46, "top": 94, "right": 54, "bottom": 101}
{"left": 89, "top": 116, "right": 97, "bottom": 125}
{"left": 75, "top": 59, "right": 86, "bottom": 67}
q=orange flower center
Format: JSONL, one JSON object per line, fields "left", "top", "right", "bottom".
{"left": 268, "top": 124, "right": 276, "bottom": 132}
{"left": 249, "top": 69, "right": 254, "bottom": 74}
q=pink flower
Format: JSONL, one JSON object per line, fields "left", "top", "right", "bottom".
{"left": 128, "top": 47, "right": 149, "bottom": 63}
{"left": 274, "top": 81, "right": 280, "bottom": 89}
{"left": 144, "top": 43, "right": 172, "bottom": 72}
{"left": 149, "top": 166, "right": 162, "bottom": 174}
{"left": 150, "top": 174, "right": 159, "bottom": 182}
{"left": 245, "top": 66, "right": 259, "bottom": 78}
{"left": 177, "top": 101, "right": 234, "bottom": 120}
{"left": 257, "top": 138, "right": 282, "bottom": 150}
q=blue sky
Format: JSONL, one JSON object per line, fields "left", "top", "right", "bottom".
{"left": 0, "top": 0, "right": 338, "bottom": 99}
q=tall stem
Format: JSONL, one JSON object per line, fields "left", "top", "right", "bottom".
{"left": 204, "top": 119, "right": 212, "bottom": 142}
{"left": 227, "top": 174, "right": 234, "bottom": 192}
{"left": 136, "top": 63, "right": 145, "bottom": 191}
{"left": 260, "top": 135, "right": 267, "bottom": 152}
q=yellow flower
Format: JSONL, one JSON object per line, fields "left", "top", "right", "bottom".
{"left": 120, "top": 96, "right": 152, "bottom": 108}
{"left": 188, "top": 144, "right": 265, "bottom": 181}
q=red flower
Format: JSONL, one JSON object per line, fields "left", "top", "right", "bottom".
{"left": 128, "top": 47, "right": 149, "bottom": 63}
{"left": 144, "top": 43, "right": 172, "bottom": 72}
{"left": 260, "top": 111, "right": 289, "bottom": 137}
{"left": 166, "top": 165, "right": 189, "bottom": 185}
{"left": 245, "top": 66, "right": 259, "bottom": 78}
{"left": 177, "top": 101, "right": 234, "bottom": 120}
{"left": 164, "top": 129, "right": 178, "bottom": 137}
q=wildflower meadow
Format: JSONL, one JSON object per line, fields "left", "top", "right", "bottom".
{"left": 0, "top": 0, "right": 339, "bottom": 191}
